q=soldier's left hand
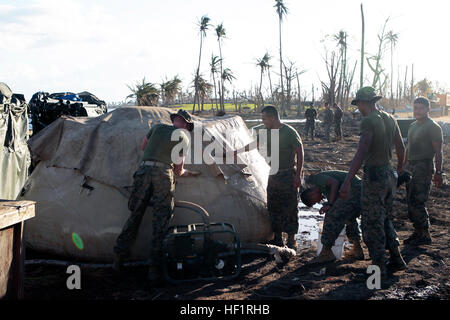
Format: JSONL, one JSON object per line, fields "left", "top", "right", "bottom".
{"left": 434, "top": 173, "right": 443, "bottom": 188}
{"left": 319, "top": 204, "right": 331, "bottom": 215}
{"left": 293, "top": 176, "right": 301, "bottom": 189}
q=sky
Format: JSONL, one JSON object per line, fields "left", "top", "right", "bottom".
{"left": 1, "top": 0, "right": 449, "bottom": 104}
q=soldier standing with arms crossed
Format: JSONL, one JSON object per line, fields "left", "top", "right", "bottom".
{"left": 231, "top": 105, "right": 304, "bottom": 249}
{"left": 339, "top": 87, "right": 407, "bottom": 276}
{"left": 404, "top": 97, "right": 444, "bottom": 245}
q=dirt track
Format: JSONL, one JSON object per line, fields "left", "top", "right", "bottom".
{"left": 24, "top": 113, "right": 449, "bottom": 300}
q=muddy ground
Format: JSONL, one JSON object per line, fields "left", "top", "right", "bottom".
{"left": 23, "top": 112, "right": 449, "bottom": 300}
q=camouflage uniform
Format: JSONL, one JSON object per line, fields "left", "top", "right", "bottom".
{"left": 323, "top": 109, "right": 334, "bottom": 142}
{"left": 114, "top": 164, "right": 175, "bottom": 267}
{"left": 304, "top": 108, "right": 317, "bottom": 139}
{"left": 406, "top": 159, "right": 434, "bottom": 230}
{"left": 361, "top": 166, "right": 400, "bottom": 263}
{"left": 334, "top": 107, "right": 343, "bottom": 139}
{"left": 267, "top": 168, "right": 299, "bottom": 235}
{"left": 321, "top": 183, "right": 361, "bottom": 247}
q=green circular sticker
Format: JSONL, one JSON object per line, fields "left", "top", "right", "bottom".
{"left": 72, "top": 232, "right": 84, "bottom": 250}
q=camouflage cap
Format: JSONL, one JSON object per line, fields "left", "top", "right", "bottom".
{"left": 170, "top": 109, "right": 194, "bottom": 131}
{"left": 351, "top": 86, "right": 382, "bottom": 105}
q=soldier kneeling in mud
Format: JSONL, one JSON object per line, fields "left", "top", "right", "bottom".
{"left": 300, "top": 170, "right": 365, "bottom": 264}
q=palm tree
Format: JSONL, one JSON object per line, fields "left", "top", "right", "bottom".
{"left": 193, "top": 15, "right": 211, "bottom": 113}
{"left": 160, "top": 76, "right": 182, "bottom": 106}
{"left": 192, "top": 74, "right": 212, "bottom": 111}
{"left": 210, "top": 55, "right": 221, "bottom": 110}
{"left": 256, "top": 53, "right": 270, "bottom": 108}
{"left": 221, "top": 68, "right": 236, "bottom": 112}
{"left": 274, "top": 0, "right": 288, "bottom": 116}
{"left": 360, "top": 3, "right": 365, "bottom": 88}
{"left": 215, "top": 23, "right": 226, "bottom": 111}
{"left": 127, "top": 77, "right": 159, "bottom": 106}
{"left": 386, "top": 30, "right": 399, "bottom": 104}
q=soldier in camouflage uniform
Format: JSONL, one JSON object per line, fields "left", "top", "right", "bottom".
{"left": 300, "top": 171, "right": 364, "bottom": 264}
{"left": 232, "top": 105, "right": 304, "bottom": 250}
{"left": 404, "top": 97, "right": 444, "bottom": 246}
{"left": 340, "top": 87, "right": 407, "bottom": 276}
{"left": 304, "top": 103, "right": 317, "bottom": 140}
{"left": 333, "top": 103, "right": 343, "bottom": 140}
{"left": 323, "top": 102, "right": 334, "bottom": 142}
{"left": 113, "top": 110, "right": 200, "bottom": 284}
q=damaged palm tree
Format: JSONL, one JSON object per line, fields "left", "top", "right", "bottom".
{"left": 321, "top": 50, "right": 341, "bottom": 106}
{"left": 192, "top": 74, "right": 212, "bottom": 111}
{"left": 127, "top": 77, "right": 160, "bottom": 106}
{"left": 366, "top": 17, "right": 391, "bottom": 94}
{"left": 274, "top": 0, "right": 288, "bottom": 116}
{"left": 160, "top": 76, "right": 182, "bottom": 106}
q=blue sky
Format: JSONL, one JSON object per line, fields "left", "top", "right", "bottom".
{"left": 1, "top": 0, "right": 449, "bottom": 103}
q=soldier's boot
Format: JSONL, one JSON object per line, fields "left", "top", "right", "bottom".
{"left": 386, "top": 247, "right": 407, "bottom": 272}
{"left": 286, "top": 234, "right": 298, "bottom": 250}
{"left": 343, "top": 241, "right": 365, "bottom": 260}
{"left": 372, "top": 259, "right": 387, "bottom": 279}
{"left": 308, "top": 245, "right": 336, "bottom": 265}
{"left": 404, "top": 228, "right": 432, "bottom": 246}
{"left": 267, "top": 232, "right": 284, "bottom": 247}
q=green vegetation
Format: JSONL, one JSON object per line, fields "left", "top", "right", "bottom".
{"left": 168, "top": 103, "right": 257, "bottom": 112}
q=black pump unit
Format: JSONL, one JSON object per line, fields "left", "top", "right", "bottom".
{"left": 162, "top": 202, "right": 241, "bottom": 283}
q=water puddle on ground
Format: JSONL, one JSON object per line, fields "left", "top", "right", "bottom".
{"left": 296, "top": 203, "right": 323, "bottom": 249}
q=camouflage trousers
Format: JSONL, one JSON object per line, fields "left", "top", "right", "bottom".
{"left": 267, "top": 168, "right": 299, "bottom": 235}
{"left": 334, "top": 121, "right": 342, "bottom": 138}
{"left": 304, "top": 120, "right": 315, "bottom": 139}
{"left": 406, "top": 159, "right": 434, "bottom": 230}
{"left": 321, "top": 183, "right": 362, "bottom": 247}
{"left": 113, "top": 164, "right": 175, "bottom": 267}
{"left": 323, "top": 122, "right": 332, "bottom": 141}
{"left": 361, "top": 166, "right": 400, "bottom": 263}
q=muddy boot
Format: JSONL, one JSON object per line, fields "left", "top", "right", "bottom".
{"left": 267, "top": 232, "right": 284, "bottom": 247}
{"left": 286, "top": 234, "right": 298, "bottom": 250}
{"left": 308, "top": 246, "right": 336, "bottom": 265}
{"left": 404, "top": 228, "right": 432, "bottom": 246}
{"left": 386, "top": 247, "right": 407, "bottom": 272}
{"left": 372, "top": 259, "right": 387, "bottom": 279}
{"left": 344, "top": 241, "right": 365, "bottom": 260}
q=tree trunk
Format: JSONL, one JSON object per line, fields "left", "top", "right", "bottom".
{"left": 279, "top": 17, "right": 285, "bottom": 116}
{"left": 193, "top": 35, "right": 204, "bottom": 114}
{"left": 360, "top": 3, "right": 365, "bottom": 88}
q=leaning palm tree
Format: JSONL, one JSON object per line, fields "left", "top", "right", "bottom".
{"left": 193, "top": 15, "right": 211, "bottom": 113}
{"left": 256, "top": 52, "right": 271, "bottom": 109}
{"left": 274, "top": 0, "right": 288, "bottom": 115}
{"left": 221, "top": 68, "right": 236, "bottom": 112}
{"left": 216, "top": 23, "right": 226, "bottom": 111}
{"left": 386, "top": 30, "right": 399, "bottom": 104}
{"left": 210, "top": 55, "right": 221, "bottom": 110}
{"left": 127, "top": 77, "right": 159, "bottom": 106}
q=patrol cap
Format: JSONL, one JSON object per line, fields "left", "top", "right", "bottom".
{"left": 351, "top": 86, "right": 382, "bottom": 105}
{"left": 170, "top": 109, "right": 194, "bottom": 131}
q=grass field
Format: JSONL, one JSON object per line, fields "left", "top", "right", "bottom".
{"left": 167, "top": 103, "right": 257, "bottom": 111}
